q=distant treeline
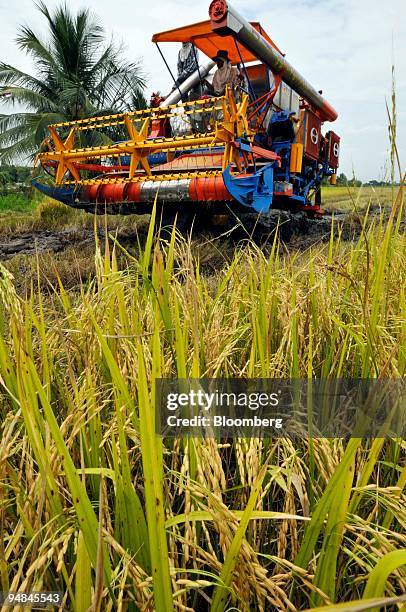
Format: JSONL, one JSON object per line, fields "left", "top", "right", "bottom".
{"left": 323, "top": 173, "right": 399, "bottom": 188}
{"left": 0, "top": 165, "right": 31, "bottom": 185}
{"left": 0, "top": 165, "right": 32, "bottom": 197}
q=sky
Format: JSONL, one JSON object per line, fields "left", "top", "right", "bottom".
{"left": 0, "top": 0, "right": 405, "bottom": 182}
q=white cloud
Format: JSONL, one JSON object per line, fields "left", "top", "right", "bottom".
{"left": 0, "top": 0, "right": 405, "bottom": 181}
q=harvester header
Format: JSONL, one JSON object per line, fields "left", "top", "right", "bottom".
{"left": 33, "top": 1, "right": 340, "bottom": 231}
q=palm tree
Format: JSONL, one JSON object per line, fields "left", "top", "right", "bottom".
{"left": 0, "top": 1, "right": 147, "bottom": 163}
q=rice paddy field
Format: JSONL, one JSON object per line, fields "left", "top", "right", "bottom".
{"left": 0, "top": 183, "right": 404, "bottom": 611}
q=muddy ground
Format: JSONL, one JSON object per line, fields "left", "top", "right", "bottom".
{"left": 0, "top": 210, "right": 371, "bottom": 262}
{"left": 0, "top": 206, "right": 403, "bottom": 295}
{"left": 0, "top": 228, "right": 97, "bottom": 259}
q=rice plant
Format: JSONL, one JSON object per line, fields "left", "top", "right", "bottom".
{"left": 0, "top": 182, "right": 404, "bottom": 611}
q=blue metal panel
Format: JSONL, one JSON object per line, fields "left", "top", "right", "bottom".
{"left": 31, "top": 180, "right": 76, "bottom": 205}
{"left": 222, "top": 163, "right": 275, "bottom": 213}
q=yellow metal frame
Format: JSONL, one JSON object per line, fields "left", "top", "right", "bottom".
{"left": 289, "top": 143, "right": 303, "bottom": 174}
{"left": 38, "top": 88, "right": 252, "bottom": 185}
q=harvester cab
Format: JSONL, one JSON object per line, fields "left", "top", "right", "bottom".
{"left": 33, "top": 0, "right": 340, "bottom": 229}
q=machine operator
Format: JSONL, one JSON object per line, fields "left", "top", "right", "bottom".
{"left": 210, "top": 50, "right": 243, "bottom": 96}
{"left": 171, "top": 42, "right": 199, "bottom": 92}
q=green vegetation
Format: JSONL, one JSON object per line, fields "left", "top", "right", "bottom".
{"left": 0, "top": 196, "right": 144, "bottom": 238}
{"left": 0, "top": 190, "right": 404, "bottom": 610}
{"left": 0, "top": 2, "right": 146, "bottom": 163}
{"left": 0, "top": 192, "right": 37, "bottom": 213}
{"left": 334, "top": 172, "right": 362, "bottom": 187}
{"left": 0, "top": 164, "right": 31, "bottom": 186}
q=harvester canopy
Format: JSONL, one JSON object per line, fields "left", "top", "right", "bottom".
{"left": 152, "top": 19, "right": 282, "bottom": 65}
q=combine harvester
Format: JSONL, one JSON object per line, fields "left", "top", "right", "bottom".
{"left": 33, "top": 0, "right": 340, "bottom": 237}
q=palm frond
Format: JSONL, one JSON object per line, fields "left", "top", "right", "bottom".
{"left": 0, "top": 85, "right": 58, "bottom": 112}
{"left": 0, "top": 63, "right": 54, "bottom": 98}
{"left": 0, "top": 1, "right": 147, "bottom": 162}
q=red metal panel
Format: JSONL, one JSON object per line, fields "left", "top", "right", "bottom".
{"left": 304, "top": 111, "right": 322, "bottom": 161}
{"left": 327, "top": 131, "right": 340, "bottom": 169}
{"left": 125, "top": 183, "right": 141, "bottom": 202}
{"left": 98, "top": 183, "right": 126, "bottom": 203}
{"left": 82, "top": 184, "right": 100, "bottom": 202}
{"left": 189, "top": 176, "right": 232, "bottom": 201}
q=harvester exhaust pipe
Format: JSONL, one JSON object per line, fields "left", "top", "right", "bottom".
{"left": 161, "top": 60, "right": 216, "bottom": 107}
{"left": 209, "top": 0, "right": 338, "bottom": 122}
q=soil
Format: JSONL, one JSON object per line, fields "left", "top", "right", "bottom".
{"left": 0, "top": 208, "right": 401, "bottom": 262}
{"left": 0, "top": 228, "right": 97, "bottom": 260}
